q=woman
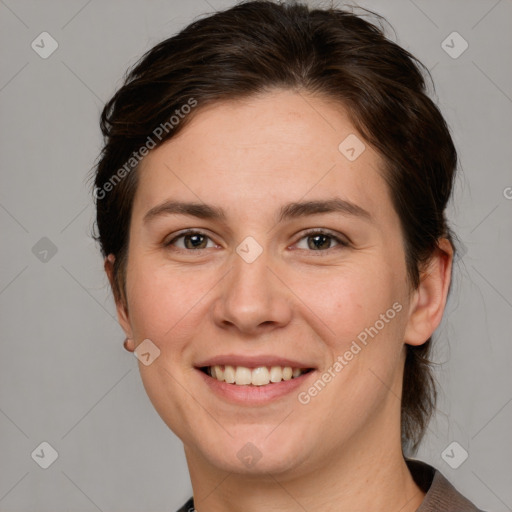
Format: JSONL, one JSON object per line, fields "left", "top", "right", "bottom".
{"left": 93, "top": 2, "right": 484, "bottom": 510}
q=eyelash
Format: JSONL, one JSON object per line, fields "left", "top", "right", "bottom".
{"left": 164, "top": 228, "right": 349, "bottom": 254}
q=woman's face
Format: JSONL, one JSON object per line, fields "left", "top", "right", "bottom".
{"left": 116, "top": 90, "right": 425, "bottom": 476}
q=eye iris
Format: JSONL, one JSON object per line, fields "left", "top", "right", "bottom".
{"left": 184, "top": 233, "right": 207, "bottom": 249}
{"left": 308, "top": 234, "right": 331, "bottom": 250}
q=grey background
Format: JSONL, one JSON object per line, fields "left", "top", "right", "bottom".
{"left": 0, "top": 0, "right": 511, "bottom": 510}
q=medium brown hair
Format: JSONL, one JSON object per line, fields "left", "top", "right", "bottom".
{"left": 92, "top": 0, "right": 457, "bottom": 453}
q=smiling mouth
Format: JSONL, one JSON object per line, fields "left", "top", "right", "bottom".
{"left": 199, "top": 365, "right": 314, "bottom": 386}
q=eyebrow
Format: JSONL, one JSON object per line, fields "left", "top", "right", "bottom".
{"left": 143, "top": 197, "right": 372, "bottom": 224}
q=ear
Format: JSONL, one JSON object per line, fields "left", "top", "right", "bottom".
{"left": 104, "top": 254, "right": 133, "bottom": 341}
{"left": 404, "top": 238, "right": 453, "bottom": 346}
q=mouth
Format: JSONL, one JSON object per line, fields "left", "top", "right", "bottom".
{"left": 194, "top": 356, "right": 317, "bottom": 404}
{"left": 199, "top": 365, "right": 314, "bottom": 386}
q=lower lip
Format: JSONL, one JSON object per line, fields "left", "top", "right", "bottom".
{"left": 196, "top": 368, "right": 315, "bottom": 405}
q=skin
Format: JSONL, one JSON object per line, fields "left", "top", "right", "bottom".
{"left": 105, "top": 90, "right": 452, "bottom": 512}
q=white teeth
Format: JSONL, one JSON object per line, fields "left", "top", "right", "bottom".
{"left": 224, "top": 365, "right": 235, "bottom": 384}
{"left": 251, "top": 367, "right": 270, "bottom": 386}
{"left": 207, "top": 365, "right": 308, "bottom": 386}
{"left": 269, "top": 366, "right": 283, "bottom": 383}
{"left": 213, "top": 366, "right": 224, "bottom": 380}
{"left": 235, "top": 366, "right": 252, "bottom": 385}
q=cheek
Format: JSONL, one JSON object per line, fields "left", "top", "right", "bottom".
{"left": 290, "top": 262, "right": 406, "bottom": 346}
{"left": 124, "top": 258, "right": 213, "bottom": 347}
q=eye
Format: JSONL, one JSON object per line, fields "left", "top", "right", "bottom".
{"left": 165, "top": 230, "right": 217, "bottom": 250}
{"left": 164, "top": 229, "right": 348, "bottom": 253}
{"left": 294, "top": 229, "right": 349, "bottom": 252}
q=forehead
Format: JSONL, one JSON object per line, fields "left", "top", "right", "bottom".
{"left": 134, "top": 90, "right": 391, "bottom": 221}
{"left": 159, "top": 90, "right": 363, "bottom": 167}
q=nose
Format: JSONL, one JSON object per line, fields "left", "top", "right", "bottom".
{"left": 211, "top": 248, "right": 293, "bottom": 336}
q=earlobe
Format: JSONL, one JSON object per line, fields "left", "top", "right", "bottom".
{"left": 104, "top": 254, "right": 133, "bottom": 339}
{"left": 404, "top": 239, "right": 453, "bottom": 346}
{"left": 123, "top": 337, "right": 135, "bottom": 352}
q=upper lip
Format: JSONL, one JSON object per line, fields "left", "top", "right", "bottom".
{"left": 195, "top": 355, "right": 316, "bottom": 369}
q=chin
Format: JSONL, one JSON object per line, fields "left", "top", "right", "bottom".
{"left": 193, "top": 426, "right": 315, "bottom": 477}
